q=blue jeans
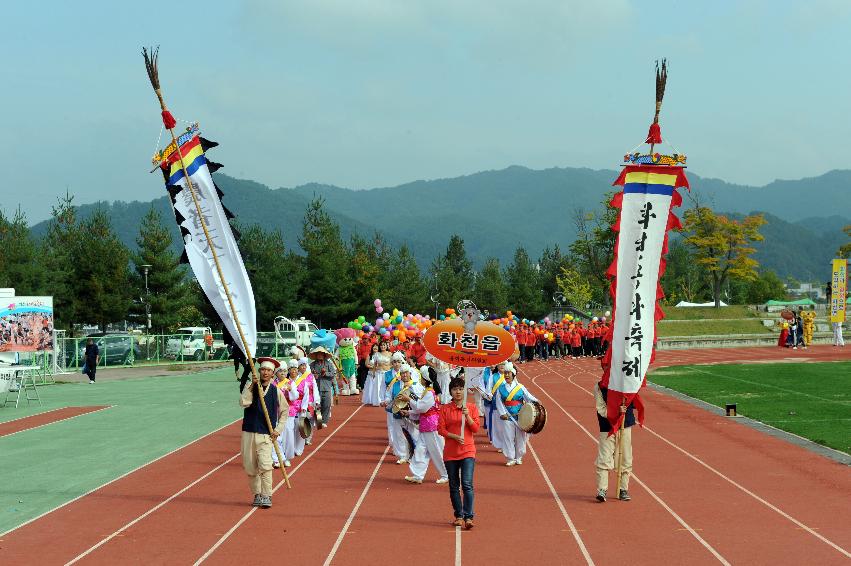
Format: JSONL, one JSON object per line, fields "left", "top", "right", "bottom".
{"left": 444, "top": 457, "right": 475, "bottom": 519}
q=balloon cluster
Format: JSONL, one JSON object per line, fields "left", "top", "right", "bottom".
{"left": 345, "top": 300, "right": 436, "bottom": 341}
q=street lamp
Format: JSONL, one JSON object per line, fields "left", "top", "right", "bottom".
{"left": 140, "top": 264, "right": 152, "bottom": 332}
{"left": 430, "top": 292, "right": 440, "bottom": 320}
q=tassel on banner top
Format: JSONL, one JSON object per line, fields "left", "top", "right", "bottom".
{"left": 645, "top": 59, "right": 667, "bottom": 145}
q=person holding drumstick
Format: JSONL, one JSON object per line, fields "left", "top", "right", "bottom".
{"left": 495, "top": 363, "right": 539, "bottom": 466}
{"left": 438, "top": 377, "right": 480, "bottom": 529}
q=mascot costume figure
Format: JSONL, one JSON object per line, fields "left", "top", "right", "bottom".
{"left": 334, "top": 328, "right": 359, "bottom": 396}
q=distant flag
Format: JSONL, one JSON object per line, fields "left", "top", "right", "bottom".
{"left": 601, "top": 60, "right": 689, "bottom": 433}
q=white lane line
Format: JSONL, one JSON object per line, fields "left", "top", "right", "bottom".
{"left": 455, "top": 525, "right": 462, "bottom": 566}
{"left": 557, "top": 358, "right": 851, "bottom": 560}
{"left": 323, "top": 445, "right": 391, "bottom": 566}
{"left": 1, "top": 406, "right": 113, "bottom": 439}
{"left": 65, "top": 452, "right": 241, "bottom": 565}
{"left": 0, "top": 418, "right": 242, "bottom": 538}
{"left": 517, "top": 364, "right": 731, "bottom": 566}
{"left": 527, "top": 441, "right": 595, "bottom": 565}
{"left": 194, "top": 404, "right": 365, "bottom": 565}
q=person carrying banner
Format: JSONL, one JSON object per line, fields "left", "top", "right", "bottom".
{"left": 593, "top": 381, "right": 635, "bottom": 502}
{"left": 239, "top": 357, "right": 287, "bottom": 508}
{"left": 495, "top": 364, "right": 539, "bottom": 466}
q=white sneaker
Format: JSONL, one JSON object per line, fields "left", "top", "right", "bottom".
{"left": 435, "top": 478, "right": 449, "bottom": 484}
{"left": 396, "top": 458, "right": 409, "bottom": 465}
{"left": 284, "top": 460, "right": 291, "bottom": 467}
{"left": 516, "top": 458, "right": 523, "bottom": 465}
{"left": 506, "top": 460, "right": 517, "bottom": 467}
{"left": 89, "top": 380, "right": 95, "bottom": 384}
{"left": 404, "top": 476, "right": 423, "bottom": 484}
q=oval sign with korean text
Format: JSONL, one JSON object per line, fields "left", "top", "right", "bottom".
{"left": 423, "top": 319, "right": 516, "bottom": 367}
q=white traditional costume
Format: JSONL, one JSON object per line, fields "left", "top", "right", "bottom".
{"left": 495, "top": 366, "right": 539, "bottom": 466}
{"left": 405, "top": 366, "right": 449, "bottom": 484}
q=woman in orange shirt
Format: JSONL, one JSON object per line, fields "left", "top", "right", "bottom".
{"left": 438, "top": 377, "right": 481, "bottom": 529}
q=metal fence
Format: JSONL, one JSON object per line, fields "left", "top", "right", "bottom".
{"left": 57, "top": 331, "right": 291, "bottom": 369}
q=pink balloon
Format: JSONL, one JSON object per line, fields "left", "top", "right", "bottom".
{"left": 376, "top": 306, "right": 384, "bottom": 313}
{"left": 374, "top": 299, "right": 382, "bottom": 307}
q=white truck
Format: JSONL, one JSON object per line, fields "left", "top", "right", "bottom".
{"left": 166, "top": 327, "right": 224, "bottom": 360}
{"left": 255, "top": 316, "right": 318, "bottom": 357}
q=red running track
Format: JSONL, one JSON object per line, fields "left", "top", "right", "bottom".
{"left": 0, "top": 406, "right": 111, "bottom": 438}
{"left": 1, "top": 346, "right": 849, "bottom": 565}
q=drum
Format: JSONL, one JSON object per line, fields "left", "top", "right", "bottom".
{"left": 780, "top": 309, "right": 794, "bottom": 321}
{"left": 517, "top": 401, "right": 547, "bottom": 434}
{"left": 298, "top": 415, "right": 313, "bottom": 439}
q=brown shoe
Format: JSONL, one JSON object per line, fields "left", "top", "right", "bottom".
{"left": 452, "top": 518, "right": 463, "bottom": 527}
{"left": 464, "top": 519, "right": 474, "bottom": 530}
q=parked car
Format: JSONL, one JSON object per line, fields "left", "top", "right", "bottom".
{"left": 70, "top": 333, "right": 143, "bottom": 367}
{"left": 165, "top": 327, "right": 224, "bottom": 360}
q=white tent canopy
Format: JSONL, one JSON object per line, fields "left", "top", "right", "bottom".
{"left": 674, "top": 301, "right": 728, "bottom": 307}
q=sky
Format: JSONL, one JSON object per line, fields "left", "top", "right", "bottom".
{"left": 3, "top": 0, "right": 851, "bottom": 223}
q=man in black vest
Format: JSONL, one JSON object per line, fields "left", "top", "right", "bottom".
{"left": 240, "top": 357, "right": 287, "bottom": 508}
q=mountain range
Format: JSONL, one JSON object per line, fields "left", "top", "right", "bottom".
{"left": 30, "top": 166, "right": 850, "bottom": 281}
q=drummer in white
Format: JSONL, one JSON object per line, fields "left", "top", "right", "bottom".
{"left": 495, "top": 363, "right": 539, "bottom": 466}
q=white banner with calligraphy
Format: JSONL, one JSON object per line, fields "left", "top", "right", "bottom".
{"left": 601, "top": 166, "right": 688, "bottom": 432}
{"left": 162, "top": 136, "right": 257, "bottom": 357}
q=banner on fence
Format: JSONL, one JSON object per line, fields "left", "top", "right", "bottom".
{"left": 0, "top": 296, "right": 54, "bottom": 352}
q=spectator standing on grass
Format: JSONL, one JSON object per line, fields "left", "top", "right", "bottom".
{"left": 438, "top": 377, "right": 480, "bottom": 530}
{"left": 84, "top": 338, "right": 99, "bottom": 384}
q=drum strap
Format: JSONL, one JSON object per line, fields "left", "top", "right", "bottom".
{"left": 505, "top": 383, "right": 523, "bottom": 402}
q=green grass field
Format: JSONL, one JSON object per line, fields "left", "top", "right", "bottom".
{"left": 649, "top": 361, "right": 851, "bottom": 454}
{"left": 0, "top": 368, "right": 240, "bottom": 534}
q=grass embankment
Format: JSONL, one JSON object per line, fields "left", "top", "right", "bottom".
{"left": 660, "top": 305, "right": 759, "bottom": 320}
{"left": 657, "top": 305, "right": 770, "bottom": 336}
{"left": 656, "top": 319, "right": 771, "bottom": 337}
{"left": 649, "top": 361, "right": 851, "bottom": 454}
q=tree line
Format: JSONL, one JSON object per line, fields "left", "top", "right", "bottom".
{"left": 3, "top": 190, "right": 845, "bottom": 335}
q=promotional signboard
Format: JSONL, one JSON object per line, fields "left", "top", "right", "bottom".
{"left": 0, "top": 296, "right": 54, "bottom": 352}
{"left": 423, "top": 319, "right": 515, "bottom": 368}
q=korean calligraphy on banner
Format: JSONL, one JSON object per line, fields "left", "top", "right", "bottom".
{"left": 162, "top": 136, "right": 257, "bottom": 357}
{"left": 601, "top": 166, "right": 689, "bottom": 432}
{"left": 829, "top": 259, "right": 847, "bottom": 323}
{"left": 423, "top": 319, "right": 516, "bottom": 368}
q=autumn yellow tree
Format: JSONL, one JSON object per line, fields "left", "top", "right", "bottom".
{"left": 556, "top": 265, "right": 593, "bottom": 311}
{"left": 682, "top": 207, "right": 766, "bottom": 308}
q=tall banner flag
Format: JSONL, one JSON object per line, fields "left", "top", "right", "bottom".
{"left": 159, "top": 133, "right": 257, "bottom": 357}
{"left": 829, "top": 259, "right": 847, "bottom": 323}
{"left": 601, "top": 60, "right": 689, "bottom": 433}
{"left": 144, "top": 50, "right": 256, "bottom": 359}
{"left": 143, "top": 48, "right": 289, "bottom": 488}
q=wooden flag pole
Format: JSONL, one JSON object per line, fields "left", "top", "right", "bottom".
{"left": 459, "top": 372, "right": 469, "bottom": 443}
{"left": 143, "top": 48, "right": 291, "bottom": 489}
{"left": 615, "top": 400, "right": 627, "bottom": 493}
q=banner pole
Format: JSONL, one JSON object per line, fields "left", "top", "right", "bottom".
{"left": 615, "top": 401, "right": 627, "bottom": 493}
{"left": 144, "top": 53, "right": 290, "bottom": 489}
